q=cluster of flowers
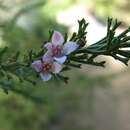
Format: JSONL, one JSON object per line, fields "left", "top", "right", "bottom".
{"left": 31, "top": 31, "right": 79, "bottom": 81}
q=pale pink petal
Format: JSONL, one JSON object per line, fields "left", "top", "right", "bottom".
{"left": 63, "top": 41, "right": 79, "bottom": 55}
{"left": 31, "top": 60, "right": 42, "bottom": 72}
{"left": 40, "top": 73, "right": 52, "bottom": 81}
{"left": 54, "top": 56, "right": 67, "bottom": 64}
{"left": 52, "top": 31, "right": 64, "bottom": 45}
{"left": 52, "top": 62, "right": 62, "bottom": 74}
{"left": 42, "top": 52, "right": 53, "bottom": 62}
{"left": 44, "top": 42, "right": 52, "bottom": 50}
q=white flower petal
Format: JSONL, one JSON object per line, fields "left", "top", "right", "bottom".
{"left": 63, "top": 41, "right": 79, "bottom": 55}
{"left": 42, "top": 52, "right": 53, "bottom": 62}
{"left": 40, "top": 73, "right": 52, "bottom": 81}
{"left": 52, "top": 31, "right": 64, "bottom": 45}
{"left": 44, "top": 42, "right": 52, "bottom": 50}
{"left": 52, "top": 62, "right": 62, "bottom": 74}
{"left": 54, "top": 56, "right": 67, "bottom": 64}
{"left": 31, "top": 60, "right": 42, "bottom": 72}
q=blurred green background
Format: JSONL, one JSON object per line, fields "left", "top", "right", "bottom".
{"left": 0, "top": 0, "right": 130, "bottom": 130}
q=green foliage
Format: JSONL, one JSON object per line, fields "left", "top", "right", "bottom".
{"left": 1, "top": 10, "right": 130, "bottom": 93}
{"left": 73, "top": 18, "right": 130, "bottom": 66}
{"left": 0, "top": 0, "right": 68, "bottom": 91}
{"left": 0, "top": 0, "right": 129, "bottom": 130}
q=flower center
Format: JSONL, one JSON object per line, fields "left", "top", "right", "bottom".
{"left": 42, "top": 62, "right": 52, "bottom": 73}
{"left": 52, "top": 45, "right": 63, "bottom": 57}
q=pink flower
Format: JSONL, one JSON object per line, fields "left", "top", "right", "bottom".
{"left": 31, "top": 57, "right": 62, "bottom": 81}
{"left": 44, "top": 31, "right": 79, "bottom": 64}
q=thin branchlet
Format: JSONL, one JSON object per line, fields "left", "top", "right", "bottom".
{"left": 0, "top": 18, "right": 130, "bottom": 92}
{"left": 73, "top": 18, "right": 130, "bottom": 65}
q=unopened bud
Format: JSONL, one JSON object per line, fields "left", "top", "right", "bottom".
{"left": 78, "top": 38, "right": 87, "bottom": 48}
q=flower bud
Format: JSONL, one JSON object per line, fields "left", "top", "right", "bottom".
{"left": 78, "top": 38, "right": 87, "bottom": 48}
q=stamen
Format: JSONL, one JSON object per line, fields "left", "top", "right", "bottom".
{"left": 42, "top": 62, "right": 52, "bottom": 73}
{"left": 52, "top": 45, "right": 63, "bottom": 56}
